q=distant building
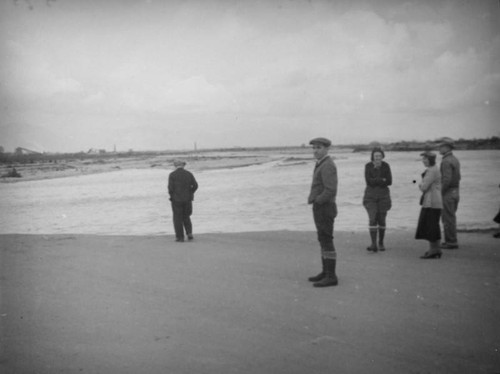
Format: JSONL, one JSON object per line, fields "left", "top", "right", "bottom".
{"left": 87, "top": 148, "right": 106, "bottom": 154}
{"left": 15, "top": 147, "right": 42, "bottom": 155}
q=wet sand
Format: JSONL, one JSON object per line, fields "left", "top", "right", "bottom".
{"left": 1, "top": 230, "right": 499, "bottom": 373}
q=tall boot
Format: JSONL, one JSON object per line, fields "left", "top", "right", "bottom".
{"left": 378, "top": 228, "right": 386, "bottom": 251}
{"left": 367, "top": 228, "right": 378, "bottom": 252}
{"left": 308, "top": 257, "right": 325, "bottom": 282}
{"left": 313, "top": 259, "right": 338, "bottom": 287}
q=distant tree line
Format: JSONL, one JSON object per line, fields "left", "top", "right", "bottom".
{"left": 351, "top": 136, "right": 500, "bottom": 152}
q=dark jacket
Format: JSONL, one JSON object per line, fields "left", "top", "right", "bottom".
{"left": 308, "top": 156, "right": 338, "bottom": 205}
{"left": 364, "top": 161, "right": 392, "bottom": 188}
{"left": 168, "top": 168, "right": 198, "bottom": 202}
{"left": 440, "top": 152, "right": 460, "bottom": 194}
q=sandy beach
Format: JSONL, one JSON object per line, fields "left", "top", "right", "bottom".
{"left": 1, "top": 230, "right": 499, "bottom": 374}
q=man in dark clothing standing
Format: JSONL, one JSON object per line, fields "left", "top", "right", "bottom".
{"left": 438, "top": 137, "right": 461, "bottom": 249}
{"left": 307, "top": 137, "right": 339, "bottom": 288}
{"left": 168, "top": 159, "right": 198, "bottom": 242}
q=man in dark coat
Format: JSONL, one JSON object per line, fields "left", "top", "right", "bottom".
{"left": 168, "top": 159, "right": 198, "bottom": 242}
{"left": 307, "top": 137, "right": 339, "bottom": 287}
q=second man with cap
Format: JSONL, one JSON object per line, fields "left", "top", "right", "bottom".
{"left": 168, "top": 159, "right": 198, "bottom": 242}
{"left": 307, "top": 137, "right": 339, "bottom": 287}
{"left": 438, "top": 137, "right": 461, "bottom": 249}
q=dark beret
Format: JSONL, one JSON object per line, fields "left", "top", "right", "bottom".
{"left": 309, "top": 137, "right": 331, "bottom": 147}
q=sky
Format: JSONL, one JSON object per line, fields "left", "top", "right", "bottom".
{"left": 0, "top": 0, "right": 499, "bottom": 152}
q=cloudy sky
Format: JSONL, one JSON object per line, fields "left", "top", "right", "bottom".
{"left": 0, "top": 0, "right": 499, "bottom": 152}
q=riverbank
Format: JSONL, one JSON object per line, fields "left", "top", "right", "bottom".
{"left": 1, "top": 230, "right": 499, "bottom": 374}
{"left": 0, "top": 150, "right": 289, "bottom": 183}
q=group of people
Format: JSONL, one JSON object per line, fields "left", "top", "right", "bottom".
{"left": 166, "top": 136, "right": 463, "bottom": 289}
{"left": 414, "top": 139, "right": 461, "bottom": 258}
{"left": 361, "top": 137, "right": 461, "bottom": 260}
{"left": 306, "top": 136, "right": 462, "bottom": 288}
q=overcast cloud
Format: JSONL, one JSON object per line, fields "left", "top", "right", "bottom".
{"left": 0, "top": 0, "right": 499, "bottom": 152}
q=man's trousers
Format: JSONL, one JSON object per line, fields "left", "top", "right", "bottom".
{"left": 313, "top": 202, "right": 337, "bottom": 259}
{"left": 442, "top": 189, "right": 459, "bottom": 244}
{"left": 171, "top": 201, "right": 193, "bottom": 239}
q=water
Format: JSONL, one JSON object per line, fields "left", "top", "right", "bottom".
{"left": 0, "top": 150, "right": 498, "bottom": 235}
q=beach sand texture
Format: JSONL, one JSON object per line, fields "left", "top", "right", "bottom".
{"left": 1, "top": 230, "right": 499, "bottom": 374}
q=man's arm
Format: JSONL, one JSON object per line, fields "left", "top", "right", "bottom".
{"left": 191, "top": 175, "right": 198, "bottom": 194}
{"left": 168, "top": 173, "right": 174, "bottom": 199}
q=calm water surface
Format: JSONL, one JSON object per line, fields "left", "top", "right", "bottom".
{"left": 0, "top": 150, "right": 498, "bottom": 235}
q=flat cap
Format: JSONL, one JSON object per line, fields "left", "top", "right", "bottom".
{"left": 309, "top": 137, "right": 331, "bottom": 147}
{"left": 438, "top": 137, "right": 455, "bottom": 149}
{"left": 173, "top": 159, "right": 186, "bottom": 167}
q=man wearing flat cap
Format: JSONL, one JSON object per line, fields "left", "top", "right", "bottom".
{"left": 438, "top": 137, "right": 461, "bottom": 249}
{"left": 307, "top": 137, "right": 339, "bottom": 287}
{"left": 168, "top": 159, "right": 198, "bottom": 242}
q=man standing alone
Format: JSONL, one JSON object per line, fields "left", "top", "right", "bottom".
{"left": 307, "top": 137, "right": 339, "bottom": 288}
{"left": 168, "top": 159, "right": 198, "bottom": 242}
{"left": 438, "top": 138, "right": 461, "bottom": 249}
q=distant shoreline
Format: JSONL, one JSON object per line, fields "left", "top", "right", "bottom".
{"left": 1, "top": 135, "right": 499, "bottom": 158}
{"left": 1, "top": 138, "right": 499, "bottom": 183}
{"left": 0, "top": 152, "right": 287, "bottom": 183}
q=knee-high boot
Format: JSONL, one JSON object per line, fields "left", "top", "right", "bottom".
{"left": 367, "top": 228, "right": 378, "bottom": 252}
{"left": 313, "top": 259, "right": 338, "bottom": 287}
{"left": 378, "top": 228, "right": 386, "bottom": 250}
{"left": 308, "top": 257, "right": 325, "bottom": 282}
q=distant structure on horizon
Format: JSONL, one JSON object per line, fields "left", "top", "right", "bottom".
{"left": 14, "top": 147, "right": 43, "bottom": 155}
{"left": 87, "top": 148, "right": 106, "bottom": 154}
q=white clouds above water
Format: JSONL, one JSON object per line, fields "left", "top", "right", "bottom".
{"left": 0, "top": 0, "right": 499, "bottom": 152}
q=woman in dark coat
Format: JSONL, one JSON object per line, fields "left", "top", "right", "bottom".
{"left": 363, "top": 147, "right": 392, "bottom": 252}
{"left": 415, "top": 151, "right": 443, "bottom": 259}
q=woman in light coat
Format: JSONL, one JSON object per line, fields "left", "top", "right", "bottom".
{"left": 415, "top": 151, "right": 443, "bottom": 259}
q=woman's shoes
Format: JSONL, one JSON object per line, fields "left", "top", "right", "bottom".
{"left": 366, "top": 245, "right": 378, "bottom": 253}
{"left": 378, "top": 244, "right": 386, "bottom": 251}
{"left": 420, "top": 252, "right": 442, "bottom": 259}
